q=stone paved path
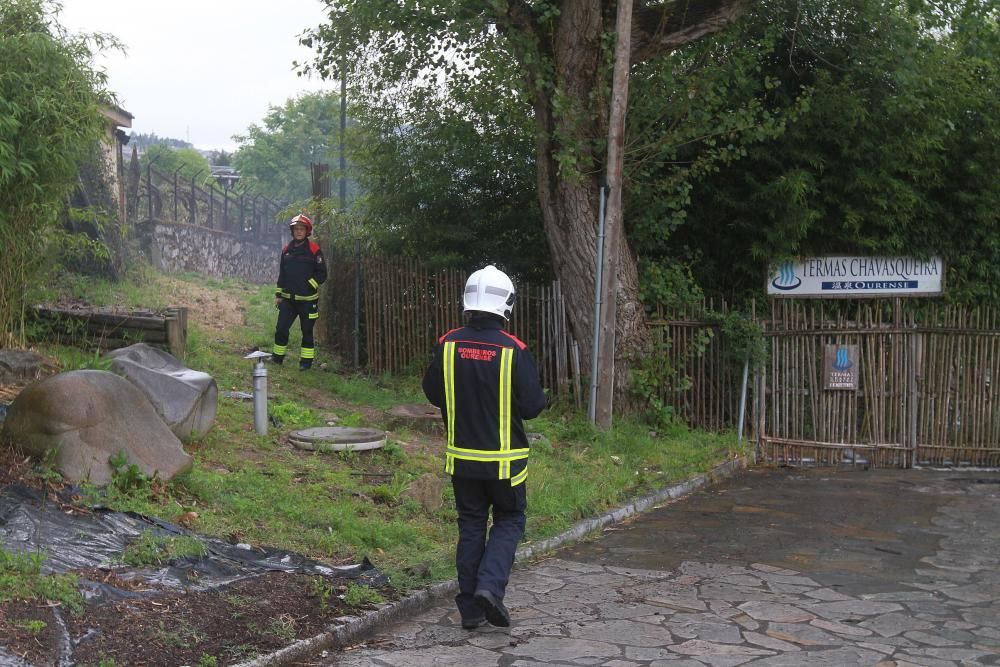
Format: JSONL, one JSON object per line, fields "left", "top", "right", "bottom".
{"left": 319, "top": 468, "right": 1000, "bottom": 666}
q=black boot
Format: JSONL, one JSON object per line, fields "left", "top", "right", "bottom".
{"left": 271, "top": 354, "right": 284, "bottom": 365}
{"left": 474, "top": 590, "right": 510, "bottom": 627}
{"left": 299, "top": 359, "right": 312, "bottom": 371}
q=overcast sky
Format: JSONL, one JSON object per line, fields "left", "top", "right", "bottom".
{"left": 59, "top": 0, "right": 333, "bottom": 152}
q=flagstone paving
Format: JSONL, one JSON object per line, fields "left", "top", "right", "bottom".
{"left": 320, "top": 468, "right": 1000, "bottom": 666}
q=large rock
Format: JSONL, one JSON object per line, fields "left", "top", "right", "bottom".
{"left": 1, "top": 370, "right": 193, "bottom": 485}
{"left": 106, "top": 343, "right": 217, "bottom": 440}
{"left": 0, "top": 349, "right": 54, "bottom": 384}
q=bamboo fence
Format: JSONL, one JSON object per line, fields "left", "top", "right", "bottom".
{"left": 355, "top": 256, "right": 580, "bottom": 405}
{"left": 760, "top": 300, "right": 1000, "bottom": 468}
{"left": 325, "top": 255, "right": 1000, "bottom": 465}
{"left": 648, "top": 300, "right": 742, "bottom": 431}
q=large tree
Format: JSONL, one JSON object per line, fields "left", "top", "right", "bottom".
{"left": 304, "top": 0, "right": 748, "bottom": 411}
{"left": 232, "top": 91, "right": 347, "bottom": 204}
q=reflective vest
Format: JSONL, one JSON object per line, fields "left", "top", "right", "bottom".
{"left": 442, "top": 341, "right": 530, "bottom": 485}
{"left": 422, "top": 316, "right": 546, "bottom": 486}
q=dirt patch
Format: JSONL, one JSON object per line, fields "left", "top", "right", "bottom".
{"left": 2, "top": 570, "right": 395, "bottom": 666}
{"left": 157, "top": 276, "right": 253, "bottom": 334}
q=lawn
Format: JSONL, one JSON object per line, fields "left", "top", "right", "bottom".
{"left": 8, "top": 267, "right": 745, "bottom": 593}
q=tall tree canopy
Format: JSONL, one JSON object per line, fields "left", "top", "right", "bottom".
{"left": 304, "top": 0, "right": 748, "bottom": 408}
{"left": 634, "top": 0, "right": 1000, "bottom": 305}
{"left": 0, "top": 0, "right": 109, "bottom": 345}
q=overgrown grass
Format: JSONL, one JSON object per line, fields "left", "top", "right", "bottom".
{"left": 119, "top": 530, "right": 208, "bottom": 567}
{"left": 0, "top": 548, "right": 83, "bottom": 613}
{"left": 16, "top": 269, "right": 742, "bottom": 592}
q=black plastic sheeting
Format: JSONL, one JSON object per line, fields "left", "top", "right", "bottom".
{"left": 1, "top": 484, "right": 390, "bottom": 666}
{"left": 1, "top": 484, "right": 388, "bottom": 598}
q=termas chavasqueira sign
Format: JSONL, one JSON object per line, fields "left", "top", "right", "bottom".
{"left": 768, "top": 257, "right": 944, "bottom": 297}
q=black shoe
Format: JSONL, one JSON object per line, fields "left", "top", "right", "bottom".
{"left": 474, "top": 590, "right": 510, "bottom": 627}
{"left": 461, "top": 616, "right": 486, "bottom": 630}
{"left": 299, "top": 361, "right": 312, "bottom": 371}
{"left": 271, "top": 354, "right": 284, "bottom": 365}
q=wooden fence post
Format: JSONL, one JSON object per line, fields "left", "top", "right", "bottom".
{"left": 165, "top": 306, "right": 188, "bottom": 360}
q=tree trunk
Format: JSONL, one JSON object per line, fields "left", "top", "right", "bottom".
{"left": 531, "top": 1, "right": 650, "bottom": 415}
{"left": 503, "top": 0, "right": 749, "bottom": 416}
{"left": 535, "top": 161, "right": 649, "bottom": 414}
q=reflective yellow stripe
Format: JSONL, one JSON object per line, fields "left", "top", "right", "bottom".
{"left": 443, "top": 341, "right": 456, "bottom": 449}
{"left": 273, "top": 344, "right": 287, "bottom": 355}
{"left": 498, "top": 347, "right": 513, "bottom": 479}
{"left": 301, "top": 347, "right": 315, "bottom": 359}
{"left": 294, "top": 293, "right": 320, "bottom": 301}
{"left": 308, "top": 312, "right": 319, "bottom": 319}
{"left": 446, "top": 445, "right": 529, "bottom": 460}
{"left": 446, "top": 452, "right": 529, "bottom": 463}
{"left": 511, "top": 465, "right": 528, "bottom": 486}
{"left": 278, "top": 291, "right": 291, "bottom": 298}
{"left": 308, "top": 278, "right": 319, "bottom": 289}
{"left": 443, "top": 341, "right": 456, "bottom": 475}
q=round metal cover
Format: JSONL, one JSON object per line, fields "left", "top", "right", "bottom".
{"left": 289, "top": 426, "right": 385, "bottom": 452}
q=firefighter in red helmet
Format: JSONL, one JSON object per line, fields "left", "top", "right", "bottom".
{"left": 272, "top": 214, "right": 326, "bottom": 370}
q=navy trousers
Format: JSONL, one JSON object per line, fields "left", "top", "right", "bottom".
{"left": 274, "top": 299, "right": 317, "bottom": 356}
{"left": 451, "top": 476, "right": 526, "bottom": 622}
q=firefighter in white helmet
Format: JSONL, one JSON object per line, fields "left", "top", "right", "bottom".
{"left": 422, "top": 264, "right": 546, "bottom": 629}
{"left": 272, "top": 214, "right": 326, "bottom": 370}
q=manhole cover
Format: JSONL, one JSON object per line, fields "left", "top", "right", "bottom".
{"left": 289, "top": 427, "right": 386, "bottom": 452}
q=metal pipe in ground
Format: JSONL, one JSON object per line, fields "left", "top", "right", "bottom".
{"left": 253, "top": 361, "right": 268, "bottom": 435}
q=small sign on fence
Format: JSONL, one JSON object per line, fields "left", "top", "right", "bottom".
{"left": 824, "top": 344, "right": 858, "bottom": 390}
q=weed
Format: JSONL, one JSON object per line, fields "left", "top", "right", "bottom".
{"left": 269, "top": 400, "right": 318, "bottom": 428}
{"left": 108, "top": 450, "right": 150, "bottom": 493}
{"left": 120, "top": 530, "right": 207, "bottom": 567}
{"left": 369, "top": 473, "right": 409, "bottom": 505}
{"left": 52, "top": 346, "right": 113, "bottom": 371}
{"left": 224, "top": 593, "right": 254, "bottom": 607}
{"left": 154, "top": 618, "right": 205, "bottom": 647}
{"left": 35, "top": 447, "right": 64, "bottom": 487}
{"left": 310, "top": 576, "right": 335, "bottom": 611}
{"left": 381, "top": 441, "right": 405, "bottom": 460}
{"left": 198, "top": 654, "right": 218, "bottom": 667}
{"left": 0, "top": 547, "right": 82, "bottom": 613}
{"left": 16, "top": 618, "right": 47, "bottom": 635}
{"left": 338, "top": 410, "right": 364, "bottom": 427}
{"left": 343, "top": 582, "right": 384, "bottom": 607}
{"left": 267, "top": 613, "right": 297, "bottom": 642}
{"left": 221, "top": 643, "right": 255, "bottom": 662}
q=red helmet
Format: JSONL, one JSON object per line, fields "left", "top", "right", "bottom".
{"left": 289, "top": 214, "right": 313, "bottom": 236}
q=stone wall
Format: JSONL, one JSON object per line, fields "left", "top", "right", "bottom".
{"left": 151, "top": 221, "right": 281, "bottom": 285}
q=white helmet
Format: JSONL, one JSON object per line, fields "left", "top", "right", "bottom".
{"left": 463, "top": 265, "right": 515, "bottom": 320}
